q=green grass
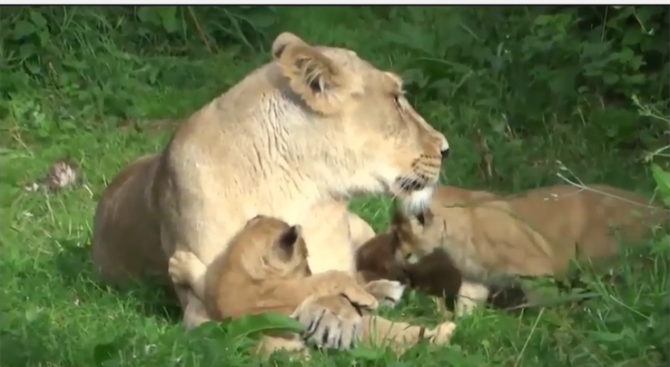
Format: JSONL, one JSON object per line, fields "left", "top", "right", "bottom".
{"left": 1, "top": 6, "right": 668, "bottom": 367}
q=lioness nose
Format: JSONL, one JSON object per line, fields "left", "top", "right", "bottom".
{"left": 440, "top": 148, "right": 450, "bottom": 160}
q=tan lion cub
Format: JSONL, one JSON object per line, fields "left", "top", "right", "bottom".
{"left": 392, "top": 184, "right": 668, "bottom": 317}
{"left": 169, "top": 215, "right": 456, "bottom": 356}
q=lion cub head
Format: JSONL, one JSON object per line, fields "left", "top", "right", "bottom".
{"left": 390, "top": 202, "right": 441, "bottom": 265}
{"left": 355, "top": 232, "right": 411, "bottom": 284}
{"left": 236, "top": 214, "right": 311, "bottom": 280}
{"left": 271, "top": 32, "right": 450, "bottom": 214}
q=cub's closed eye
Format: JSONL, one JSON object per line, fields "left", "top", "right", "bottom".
{"left": 404, "top": 253, "right": 412, "bottom": 260}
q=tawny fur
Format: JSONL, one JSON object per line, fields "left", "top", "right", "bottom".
{"left": 168, "top": 215, "right": 457, "bottom": 357}
{"left": 91, "top": 31, "right": 450, "bottom": 345}
{"left": 393, "top": 184, "right": 668, "bottom": 316}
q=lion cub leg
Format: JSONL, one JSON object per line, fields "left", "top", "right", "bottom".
{"left": 455, "top": 280, "right": 490, "bottom": 317}
{"left": 359, "top": 315, "right": 457, "bottom": 353}
{"left": 168, "top": 250, "right": 208, "bottom": 301}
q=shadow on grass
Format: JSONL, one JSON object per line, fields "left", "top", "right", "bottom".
{"left": 53, "top": 237, "right": 182, "bottom": 324}
{"left": 1, "top": 329, "right": 55, "bottom": 366}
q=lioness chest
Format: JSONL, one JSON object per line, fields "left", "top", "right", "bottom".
{"left": 189, "top": 193, "right": 355, "bottom": 275}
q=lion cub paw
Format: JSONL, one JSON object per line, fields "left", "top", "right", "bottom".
{"left": 425, "top": 321, "right": 457, "bottom": 345}
{"left": 364, "top": 280, "right": 406, "bottom": 307}
{"left": 168, "top": 250, "right": 201, "bottom": 285}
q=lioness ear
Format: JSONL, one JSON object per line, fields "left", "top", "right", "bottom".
{"left": 272, "top": 32, "right": 361, "bottom": 115}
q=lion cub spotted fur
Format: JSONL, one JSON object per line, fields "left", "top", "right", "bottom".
{"left": 169, "top": 215, "right": 457, "bottom": 356}
{"left": 392, "top": 184, "right": 668, "bottom": 317}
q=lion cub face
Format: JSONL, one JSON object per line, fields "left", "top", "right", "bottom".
{"left": 355, "top": 232, "right": 411, "bottom": 284}
{"left": 390, "top": 203, "right": 442, "bottom": 265}
{"left": 239, "top": 215, "right": 311, "bottom": 280}
{"left": 272, "top": 32, "right": 449, "bottom": 214}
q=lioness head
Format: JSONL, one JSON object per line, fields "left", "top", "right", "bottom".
{"left": 390, "top": 202, "right": 440, "bottom": 265}
{"left": 238, "top": 214, "right": 312, "bottom": 280}
{"left": 271, "top": 32, "right": 449, "bottom": 214}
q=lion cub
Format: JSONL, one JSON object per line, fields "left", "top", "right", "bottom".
{"left": 169, "top": 215, "right": 456, "bottom": 356}
{"left": 392, "top": 184, "right": 668, "bottom": 317}
{"left": 355, "top": 229, "right": 527, "bottom": 310}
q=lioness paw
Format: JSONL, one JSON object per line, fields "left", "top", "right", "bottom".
{"left": 365, "top": 280, "right": 406, "bottom": 307}
{"left": 425, "top": 321, "right": 457, "bottom": 345}
{"left": 291, "top": 295, "right": 363, "bottom": 350}
{"left": 168, "top": 250, "right": 199, "bottom": 285}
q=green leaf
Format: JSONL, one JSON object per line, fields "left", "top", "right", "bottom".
{"left": 137, "top": 6, "right": 158, "bottom": 25}
{"left": 189, "top": 320, "right": 229, "bottom": 339}
{"left": 603, "top": 74, "right": 620, "bottom": 85}
{"left": 349, "top": 346, "right": 386, "bottom": 360}
{"left": 158, "top": 6, "right": 179, "bottom": 33}
{"left": 247, "top": 11, "right": 276, "bottom": 28}
{"left": 29, "top": 11, "right": 48, "bottom": 28}
{"left": 12, "top": 20, "right": 35, "bottom": 40}
{"left": 226, "top": 312, "right": 304, "bottom": 340}
{"left": 650, "top": 163, "right": 670, "bottom": 204}
{"left": 534, "top": 14, "right": 555, "bottom": 26}
{"left": 586, "top": 331, "right": 624, "bottom": 342}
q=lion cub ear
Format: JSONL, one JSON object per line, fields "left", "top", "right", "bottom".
{"left": 277, "top": 224, "right": 301, "bottom": 249}
{"left": 271, "top": 32, "right": 361, "bottom": 115}
{"left": 274, "top": 224, "right": 308, "bottom": 259}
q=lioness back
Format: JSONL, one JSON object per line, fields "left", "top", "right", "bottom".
{"left": 91, "top": 154, "right": 167, "bottom": 285}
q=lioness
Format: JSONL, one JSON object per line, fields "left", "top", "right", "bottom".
{"left": 392, "top": 184, "right": 668, "bottom": 317}
{"left": 169, "top": 215, "right": 457, "bottom": 356}
{"left": 91, "top": 30, "right": 449, "bottom": 347}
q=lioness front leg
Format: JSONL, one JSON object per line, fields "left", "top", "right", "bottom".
{"left": 290, "top": 271, "right": 380, "bottom": 350}
{"left": 294, "top": 295, "right": 457, "bottom": 352}
{"left": 168, "top": 250, "right": 208, "bottom": 300}
{"left": 455, "top": 280, "right": 490, "bottom": 317}
{"left": 360, "top": 315, "right": 457, "bottom": 353}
